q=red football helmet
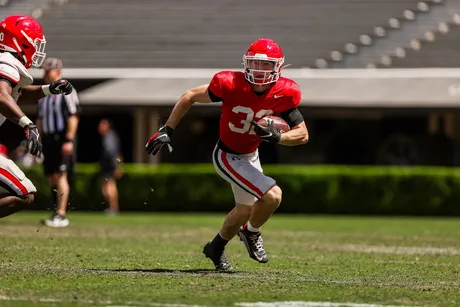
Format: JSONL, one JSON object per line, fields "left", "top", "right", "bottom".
{"left": 243, "top": 38, "right": 285, "bottom": 85}
{"left": 0, "top": 15, "right": 46, "bottom": 68}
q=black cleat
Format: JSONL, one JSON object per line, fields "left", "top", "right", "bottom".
{"left": 202, "top": 242, "right": 233, "bottom": 271}
{"left": 238, "top": 224, "right": 269, "bottom": 263}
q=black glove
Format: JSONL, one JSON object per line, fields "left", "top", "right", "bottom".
{"left": 49, "top": 79, "right": 73, "bottom": 95}
{"left": 251, "top": 119, "right": 281, "bottom": 144}
{"left": 145, "top": 126, "right": 174, "bottom": 155}
{"left": 24, "top": 124, "right": 42, "bottom": 156}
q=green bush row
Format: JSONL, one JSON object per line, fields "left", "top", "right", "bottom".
{"left": 23, "top": 164, "right": 460, "bottom": 215}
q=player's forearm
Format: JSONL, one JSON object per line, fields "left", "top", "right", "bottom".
{"left": 164, "top": 85, "right": 212, "bottom": 129}
{"left": 164, "top": 93, "right": 195, "bottom": 129}
{"left": 19, "top": 85, "right": 48, "bottom": 103}
{"left": 279, "top": 127, "right": 309, "bottom": 146}
{"left": 66, "top": 115, "right": 79, "bottom": 141}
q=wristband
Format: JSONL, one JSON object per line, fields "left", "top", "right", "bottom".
{"left": 18, "top": 116, "right": 33, "bottom": 128}
{"left": 41, "top": 85, "right": 52, "bottom": 96}
{"left": 160, "top": 125, "right": 175, "bottom": 136}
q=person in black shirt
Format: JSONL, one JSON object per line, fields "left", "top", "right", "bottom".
{"left": 98, "top": 119, "right": 122, "bottom": 214}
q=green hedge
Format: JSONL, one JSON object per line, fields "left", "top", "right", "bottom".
{"left": 23, "top": 164, "right": 460, "bottom": 215}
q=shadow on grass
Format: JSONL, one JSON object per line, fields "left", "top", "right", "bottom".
{"left": 87, "top": 268, "right": 240, "bottom": 274}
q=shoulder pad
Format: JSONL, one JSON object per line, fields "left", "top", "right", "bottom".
{"left": 0, "top": 63, "right": 20, "bottom": 85}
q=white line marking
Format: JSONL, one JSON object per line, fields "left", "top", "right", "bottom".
{"left": 236, "top": 302, "right": 417, "bottom": 307}
{"left": 0, "top": 297, "right": 419, "bottom": 307}
{"left": 0, "top": 295, "right": 202, "bottom": 307}
{"left": 336, "top": 244, "right": 460, "bottom": 256}
{"left": 283, "top": 243, "right": 460, "bottom": 256}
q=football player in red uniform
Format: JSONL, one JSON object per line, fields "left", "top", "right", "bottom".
{"left": 0, "top": 15, "right": 73, "bottom": 219}
{"left": 146, "top": 38, "right": 309, "bottom": 271}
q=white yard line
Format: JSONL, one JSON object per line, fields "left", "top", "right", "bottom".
{"left": 0, "top": 296, "right": 420, "bottom": 307}
{"left": 335, "top": 244, "right": 460, "bottom": 256}
{"left": 278, "top": 243, "right": 460, "bottom": 256}
{"left": 237, "top": 302, "right": 418, "bottom": 307}
{"left": 0, "top": 295, "right": 202, "bottom": 307}
{"left": 0, "top": 295, "right": 424, "bottom": 307}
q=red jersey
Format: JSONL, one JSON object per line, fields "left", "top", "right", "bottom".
{"left": 208, "top": 71, "right": 301, "bottom": 154}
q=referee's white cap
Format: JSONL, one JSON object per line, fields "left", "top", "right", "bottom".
{"left": 42, "top": 57, "right": 63, "bottom": 71}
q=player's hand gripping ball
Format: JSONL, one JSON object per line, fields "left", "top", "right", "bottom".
{"left": 251, "top": 116, "right": 290, "bottom": 144}
{"left": 257, "top": 116, "right": 290, "bottom": 133}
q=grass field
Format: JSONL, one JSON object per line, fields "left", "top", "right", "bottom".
{"left": 0, "top": 212, "right": 459, "bottom": 307}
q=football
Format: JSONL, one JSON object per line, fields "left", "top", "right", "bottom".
{"left": 257, "top": 115, "right": 290, "bottom": 133}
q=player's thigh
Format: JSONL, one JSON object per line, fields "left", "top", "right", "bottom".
{"left": 0, "top": 155, "right": 36, "bottom": 196}
{"left": 230, "top": 184, "right": 258, "bottom": 205}
{"left": 212, "top": 146, "right": 275, "bottom": 204}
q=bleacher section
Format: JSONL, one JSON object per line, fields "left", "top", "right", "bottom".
{"left": 0, "top": 0, "right": 51, "bottom": 20}
{"left": 37, "top": 0, "right": 423, "bottom": 68}
{"left": 325, "top": 0, "right": 459, "bottom": 68}
{"left": 0, "top": 0, "right": 11, "bottom": 8}
{"left": 379, "top": 22, "right": 460, "bottom": 67}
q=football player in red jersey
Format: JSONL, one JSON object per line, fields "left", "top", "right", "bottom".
{"left": 0, "top": 15, "right": 73, "bottom": 219}
{"left": 146, "top": 38, "right": 309, "bottom": 271}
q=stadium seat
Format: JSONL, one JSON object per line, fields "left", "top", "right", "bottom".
{"left": 378, "top": 21, "right": 460, "bottom": 68}
{"left": 37, "top": 0, "right": 425, "bottom": 68}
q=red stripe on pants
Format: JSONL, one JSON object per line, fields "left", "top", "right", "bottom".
{"left": 221, "top": 151, "right": 264, "bottom": 198}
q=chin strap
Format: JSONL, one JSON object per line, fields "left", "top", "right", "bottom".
{"left": 12, "top": 37, "right": 28, "bottom": 66}
{"left": 280, "top": 63, "right": 291, "bottom": 70}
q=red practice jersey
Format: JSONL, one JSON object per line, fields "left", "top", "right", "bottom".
{"left": 208, "top": 71, "right": 301, "bottom": 154}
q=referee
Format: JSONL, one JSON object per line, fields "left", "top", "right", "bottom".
{"left": 37, "top": 58, "right": 80, "bottom": 228}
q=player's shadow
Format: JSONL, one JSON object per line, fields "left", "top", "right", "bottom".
{"left": 87, "top": 268, "right": 238, "bottom": 274}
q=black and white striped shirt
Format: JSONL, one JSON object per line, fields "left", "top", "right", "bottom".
{"left": 37, "top": 90, "right": 80, "bottom": 135}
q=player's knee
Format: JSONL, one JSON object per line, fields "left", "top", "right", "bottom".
{"left": 262, "top": 185, "right": 282, "bottom": 207}
{"left": 235, "top": 203, "right": 252, "bottom": 215}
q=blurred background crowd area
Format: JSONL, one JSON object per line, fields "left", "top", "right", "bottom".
{"left": 2, "top": 0, "right": 460, "bottom": 167}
